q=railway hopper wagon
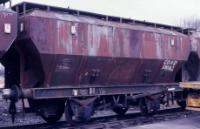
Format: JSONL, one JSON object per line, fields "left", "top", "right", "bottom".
{"left": 1, "top": 2, "right": 196, "bottom": 123}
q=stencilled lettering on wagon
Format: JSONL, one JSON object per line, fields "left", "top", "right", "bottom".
{"left": 161, "top": 59, "right": 178, "bottom": 72}
{"left": 56, "top": 58, "right": 72, "bottom": 71}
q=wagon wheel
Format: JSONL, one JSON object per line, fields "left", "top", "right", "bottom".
{"left": 177, "top": 100, "right": 186, "bottom": 110}
{"left": 40, "top": 104, "right": 65, "bottom": 123}
{"left": 29, "top": 99, "right": 65, "bottom": 123}
{"left": 112, "top": 105, "right": 128, "bottom": 116}
{"left": 41, "top": 107, "right": 64, "bottom": 123}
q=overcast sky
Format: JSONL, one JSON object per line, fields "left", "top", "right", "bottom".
{"left": 11, "top": 0, "right": 200, "bottom": 26}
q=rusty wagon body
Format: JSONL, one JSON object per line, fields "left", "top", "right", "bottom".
{"left": 1, "top": 2, "right": 199, "bottom": 123}
{"left": 0, "top": 4, "right": 17, "bottom": 59}
{"left": 10, "top": 2, "right": 191, "bottom": 90}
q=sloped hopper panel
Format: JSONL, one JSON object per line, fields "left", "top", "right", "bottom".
{"left": 0, "top": 6, "right": 17, "bottom": 59}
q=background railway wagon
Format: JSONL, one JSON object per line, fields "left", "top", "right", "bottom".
{"left": 0, "top": 1, "right": 17, "bottom": 88}
{"left": 180, "top": 82, "right": 200, "bottom": 111}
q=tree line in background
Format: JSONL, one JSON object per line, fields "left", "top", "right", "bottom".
{"left": 179, "top": 17, "right": 200, "bottom": 31}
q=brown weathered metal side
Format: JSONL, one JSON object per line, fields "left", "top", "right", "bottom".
{"left": 12, "top": 3, "right": 193, "bottom": 89}
{"left": 0, "top": 6, "right": 17, "bottom": 59}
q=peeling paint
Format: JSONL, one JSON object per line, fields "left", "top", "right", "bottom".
{"left": 0, "top": 7, "right": 17, "bottom": 57}
{"left": 15, "top": 6, "right": 195, "bottom": 87}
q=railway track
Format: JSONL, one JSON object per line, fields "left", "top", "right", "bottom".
{"left": 0, "top": 108, "right": 199, "bottom": 129}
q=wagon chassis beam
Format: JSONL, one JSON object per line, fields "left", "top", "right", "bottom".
{"left": 3, "top": 83, "right": 181, "bottom": 100}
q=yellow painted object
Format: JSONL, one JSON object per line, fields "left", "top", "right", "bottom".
{"left": 187, "top": 95, "right": 200, "bottom": 108}
{"left": 180, "top": 82, "right": 200, "bottom": 110}
{"left": 180, "top": 82, "right": 200, "bottom": 89}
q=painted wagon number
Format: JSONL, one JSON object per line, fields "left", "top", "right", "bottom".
{"left": 161, "top": 60, "right": 178, "bottom": 72}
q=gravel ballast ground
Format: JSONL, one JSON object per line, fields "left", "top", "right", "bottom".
{"left": 0, "top": 92, "right": 44, "bottom": 127}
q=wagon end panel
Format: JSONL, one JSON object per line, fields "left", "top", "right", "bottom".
{"left": 0, "top": 6, "right": 17, "bottom": 59}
